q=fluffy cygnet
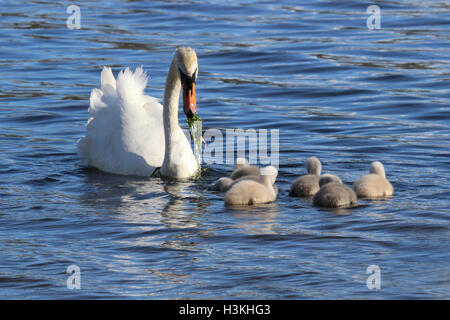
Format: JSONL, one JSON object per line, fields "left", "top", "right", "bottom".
{"left": 312, "top": 174, "right": 357, "bottom": 208}
{"left": 208, "top": 175, "right": 260, "bottom": 192}
{"left": 208, "top": 177, "right": 234, "bottom": 192}
{"left": 290, "top": 156, "right": 322, "bottom": 197}
{"left": 353, "top": 161, "right": 393, "bottom": 198}
{"left": 225, "top": 166, "right": 278, "bottom": 205}
{"left": 208, "top": 158, "right": 259, "bottom": 192}
{"left": 230, "top": 158, "right": 260, "bottom": 180}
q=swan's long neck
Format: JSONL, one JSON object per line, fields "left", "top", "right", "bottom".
{"left": 160, "top": 54, "right": 198, "bottom": 179}
{"left": 160, "top": 58, "right": 182, "bottom": 176}
{"left": 163, "top": 59, "right": 181, "bottom": 139}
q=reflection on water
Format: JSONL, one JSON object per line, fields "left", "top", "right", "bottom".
{"left": 0, "top": 0, "right": 449, "bottom": 299}
{"left": 228, "top": 203, "right": 280, "bottom": 234}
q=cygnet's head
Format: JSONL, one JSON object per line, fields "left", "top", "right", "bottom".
{"left": 208, "top": 177, "right": 233, "bottom": 192}
{"left": 234, "top": 157, "right": 249, "bottom": 170}
{"left": 369, "top": 161, "right": 386, "bottom": 177}
{"left": 174, "top": 47, "right": 198, "bottom": 118}
{"left": 260, "top": 165, "right": 278, "bottom": 185}
{"left": 318, "top": 174, "right": 343, "bottom": 188}
{"left": 306, "top": 157, "right": 322, "bottom": 175}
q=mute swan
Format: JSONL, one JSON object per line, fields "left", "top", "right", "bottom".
{"left": 290, "top": 156, "right": 322, "bottom": 197}
{"left": 77, "top": 47, "right": 199, "bottom": 179}
{"left": 225, "top": 166, "right": 278, "bottom": 205}
{"left": 313, "top": 174, "right": 357, "bottom": 208}
{"left": 353, "top": 161, "right": 393, "bottom": 198}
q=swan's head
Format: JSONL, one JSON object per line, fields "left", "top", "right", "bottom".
{"left": 306, "top": 156, "right": 321, "bottom": 175}
{"left": 319, "top": 174, "right": 343, "bottom": 188}
{"left": 369, "top": 161, "right": 386, "bottom": 177}
{"left": 175, "top": 47, "right": 198, "bottom": 118}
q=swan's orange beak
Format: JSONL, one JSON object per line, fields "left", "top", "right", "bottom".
{"left": 182, "top": 82, "right": 196, "bottom": 119}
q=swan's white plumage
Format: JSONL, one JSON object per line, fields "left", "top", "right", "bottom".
{"left": 78, "top": 47, "right": 200, "bottom": 179}
{"left": 78, "top": 66, "right": 166, "bottom": 176}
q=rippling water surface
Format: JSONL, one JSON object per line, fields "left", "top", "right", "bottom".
{"left": 0, "top": 0, "right": 449, "bottom": 299}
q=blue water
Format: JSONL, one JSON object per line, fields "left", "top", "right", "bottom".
{"left": 0, "top": 0, "right": 449, "bottom": 299}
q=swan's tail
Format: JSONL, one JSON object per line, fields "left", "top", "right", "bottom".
{"left": 101, "top": 66, "right": 116, "bottom": 92}
{"left": 116, "top": 66, "right": 148, "bottom": 103}
{"left": 78, "top": 66, "right": 162, "bottom": 171}
{"left": 87, "top": 66, "right": 154, "bottom": 117}
{"left": 87, "top": 66, "right": 116, "bottom": 117}
{"left": 79, "top": 66, "right": 120, "bottom": 163}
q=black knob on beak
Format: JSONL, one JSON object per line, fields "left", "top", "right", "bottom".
{"left": 185, "top": 109, "right": 194, "bottom": 119}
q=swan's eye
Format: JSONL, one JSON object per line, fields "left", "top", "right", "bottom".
{"left": 179, "top": 67, "right": 196, "bottom": 90}
{"left": 192, "top": 68, "right": 197, "bottom": 82}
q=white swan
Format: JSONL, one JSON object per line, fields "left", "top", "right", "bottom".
{"left": 224, "top": 166, "right": 278, "bottom": 205}
{"left": 289, "top": 156, "right": 322, "bottom": 197}
{"left": 353, "top": 161, "right": 394, "bottom": 198}
{"left": 312, "top": 174, "right": 357, "bottom": 208}
{"left": 77, "top": 47, "right": 199, "bottom": 179}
